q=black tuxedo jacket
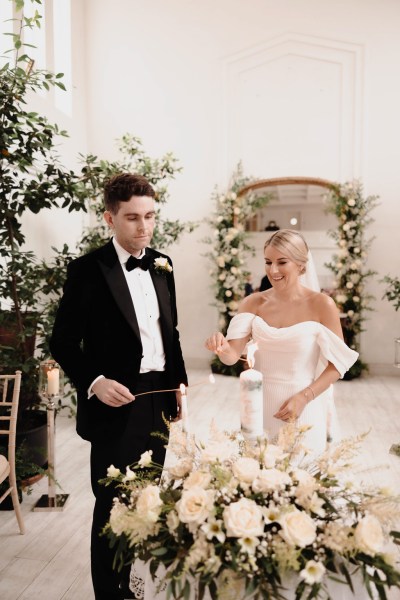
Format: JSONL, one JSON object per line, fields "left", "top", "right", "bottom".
{"left": 49, "top": 241, "right": 187, "bottom": 442}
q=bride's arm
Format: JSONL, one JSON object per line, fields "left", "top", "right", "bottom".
{"left": 205, "top": 332, "right": 249, "bottom": 365}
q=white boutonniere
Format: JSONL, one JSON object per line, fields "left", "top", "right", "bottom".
{"left": 153, "top": 257, "right": 173, "bottom": 275}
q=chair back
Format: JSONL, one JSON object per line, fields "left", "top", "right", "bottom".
{"left": 0, "top": 371, "right": 25, "bottom": 533}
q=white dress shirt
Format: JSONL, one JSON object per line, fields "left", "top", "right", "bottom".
{"left": 88, "top": 239, "right": 166, "bottom": 396}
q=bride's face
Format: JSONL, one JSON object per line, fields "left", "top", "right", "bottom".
{"left": 264, "top": 245, "right": 301, "bottom": 288}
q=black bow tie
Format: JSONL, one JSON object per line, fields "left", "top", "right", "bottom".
{"left": 125, "top": 254, "right": 152, "bottom": 272}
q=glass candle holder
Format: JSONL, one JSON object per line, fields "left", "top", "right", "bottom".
{"left": 395, "top": 338, "right": 400, "bottom": 369}
{"left": 39, "top": 359, "right": 64, "bottom": 396}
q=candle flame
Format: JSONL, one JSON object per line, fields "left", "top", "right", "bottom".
{"left": 179, "top": 383, "right": 186, "bottom": 395}
{"left": 209, "top": 374, "right": 216, "bottom": 384}
{"left": 246, "top": 342, "right": 258, "bottom": 369}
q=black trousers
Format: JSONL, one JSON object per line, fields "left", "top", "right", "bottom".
{"left": 90, "top": 372, "right": 174, "bottom": 600}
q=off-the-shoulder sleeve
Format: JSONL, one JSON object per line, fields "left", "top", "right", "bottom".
{"left": 226, "top": 312, "right": 255, "bottom": 340}
{"left": 317, "top": 325, "right": 359, "bottom": 378}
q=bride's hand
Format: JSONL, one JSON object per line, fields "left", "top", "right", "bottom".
{"left": 205, "top": 332, "right": 230, "bottom": 355}
{"left": 274, "top": 393, "right": 308, "bottom": 422}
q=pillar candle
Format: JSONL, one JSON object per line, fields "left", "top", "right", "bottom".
{"left": 179, "top": 383, "right": 189, "bottom": 433}
{"left": 47, "top": 368, "right": 60, "bottom": 396}
{"left": 240, "top": 362, "right": 263, "bottom": 441}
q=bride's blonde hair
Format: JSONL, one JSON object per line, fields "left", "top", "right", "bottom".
{"left": 264, "top": 229, "right": 309, "bottom": 271}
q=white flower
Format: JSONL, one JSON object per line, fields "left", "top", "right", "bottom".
{"left": 252, "top": 468, "right": 291, "bottom": 494}
{"left": 231, "top": 248, "right": 238, "bottom": 255}
{"left": 107, "top": 464, "right": 121, "bottom": 478}
{"left": 184, "top": 470, "right": 211, "bottom": 490}
{"left": 138, "top": 450, "right": 153, "bottom": 468}
{"left": 168, "top": 457, "right": 193, "bottom": 479}
{"left": 348, "top": 198, "right": 356, "bottom": 207}
{"left": 238, "top": 536, "right": 258, "bottom": 554}
{"left": 202, "top": 519, "right": 226, "bottom": 543}
{"left": 228, "top": 300, "right": 239, "bottom": 311}
{"left": 154, "top": 257, "right": 172, "bottom": 273}
{"left": 166, "top": 510, "right": 180, "bottom": 533}
{"left": 279, "top": 509, "right": 317, "bottom": 547}
{"left": 177, "top": 487, "right": 214, "bottom": 526}
{"left": 219, "top": 273, "right": 227, "bottom": 281}
{"left": 123, "top": 466, "right": 136, "bottom": 483}
{"left": 223, "top": 497, "right": 264, "bottom": 538}
{"left": 300, "top": 560, "right": 326, "bottom": 584}
{"left": 201, "top": 440, "right": 236, "bottom": 463}
{"left": 339, "top": 240, "right": 347, "bottom": 247}
{"left": 217, "top": 256, "right": 225, "bottom": 268}
{"left": 136, "top": 485, "right": 162, "bottom": 522}
{"left": 347, "top": 310, "right": 354, "bottom": 317}
{"left": 354, "top": 247, "right": 360, "bottom": 253}
{"left": 233, "top": 207, "right": 240, "bottom": 215}
{"left": 225, "top": 290, "right": 232, "bottom": 297}
{"left": 354, "top": 514, "right": 384, "bottom": 556}
{"left": 353, "top": 295, "right": 360, "bottom": 302}
{"left": 230, "top": 266, "right": 238, "bottom": 274}
{"left": 346, "top": 282, "right": 354, "bottom": 289}
{"left": 262, "top": 502, "right": 281, "bottom": 524}
{"left": 217, "top": 215, "right": 224, "bottom": 223}
{"left": 335, "top": 294, "right": 347, "bottom": 304}
{"left": 291, "top": 468, "right": 316, "bottom": 488}
{"left": 232, "top": 457, "right": 260, "bottom": 484}
{"left": 229, "top": 192, "right": 237, "bottom": 200}
{"left": 109, "top": 500, "right": 129, "bottom": 535}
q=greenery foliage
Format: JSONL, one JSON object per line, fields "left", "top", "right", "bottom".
{"left": 204, "top": 166, "right": 271, "bottom": 376}
{"left": 381, "top": 275, "right": 400, "bottom": 312}
{"left": 324, "top": 181, "right": 379, "bottom": 379}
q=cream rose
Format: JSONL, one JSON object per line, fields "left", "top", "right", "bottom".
{"left": 177, "top": 487, "right": 214, "bottom": 526}
{"left": 201, "top": 440, "right": 236, "bottom": 463}
{"left": 232, "top": 457, "right": 260, "bottom": 484}
{"left": 136, "top": 485, "right": 162, "bottom": 523}
{"left": 262, "top": 444, "right": 285, "bottom": 468}
{"left": 184, "top": 470, "right": 211, "bottom": 490}
{"left": 252, "top": 468, "right": 291, "bottom": 494}
{"left": 223, "top": 497, "right": 264, "bottom": 538}
{"left": 279, "top": 509, "right": 317, "bottom": 547}
{"left": 354, "top": 515, "right": 384, "bottom": 556}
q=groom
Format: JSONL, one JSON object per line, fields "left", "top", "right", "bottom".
{"left": 50, "top": 173, "right": 187, "bottom": 599}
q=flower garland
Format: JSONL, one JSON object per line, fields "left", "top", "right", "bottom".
{"left": 105, "top": 424, "right": 400, "bottom": 600}
{"left": 204, "top": 166, "right": 271, "bottom": 375}
{"left": 325, "top": 181, "right": 379, "bottom": 379}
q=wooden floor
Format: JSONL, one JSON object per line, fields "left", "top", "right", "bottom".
{"left": 1, "top": 370, "right": 399, "bottom": 600}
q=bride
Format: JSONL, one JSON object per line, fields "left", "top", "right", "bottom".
{"left": 205, "top": 229, "right": 358, "bottom": 455}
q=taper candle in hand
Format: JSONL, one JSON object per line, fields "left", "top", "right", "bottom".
{"left": 239, "top": 343, "right": 263, "bottom": 440}
{"left": 179, "top": 383, "right": 189, "bottom": 433}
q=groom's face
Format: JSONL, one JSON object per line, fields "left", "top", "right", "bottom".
{"left": 104, "top": 195, "right": 156, "bottom": 256}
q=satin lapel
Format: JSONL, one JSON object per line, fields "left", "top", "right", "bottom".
{"left": 97, "top": 245, "right": 141, "bottom": 341}
{"left": 149, "top": 263, "right": 173, "bottom": 345}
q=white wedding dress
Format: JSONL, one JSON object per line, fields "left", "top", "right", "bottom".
{"left": 226, "top": 313, "right": 359, "bottom": 456}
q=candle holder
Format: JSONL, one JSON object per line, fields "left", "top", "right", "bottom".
{"left": 33, "top": 360, "right": 69, "bottom": 511}
{"left": 394, "top": 338, "right": 400, "bottom": 369}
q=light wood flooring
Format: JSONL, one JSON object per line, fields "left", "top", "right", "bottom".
{"left": 0, "top": 370, "right": 399, "bottom": 600}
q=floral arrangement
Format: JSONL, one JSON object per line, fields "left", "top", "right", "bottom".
{"left": 381, "top": 275, "right": 400, "bottom": 312}
{"left": 204, "top": 166, "right": 271, "bottom": 375}
{"left": 154, "top": 257, "right": 173, "bottom": 275}
{"left": 105, "top": 424, "right": 400, "bottom": 600}
{"left": 324, "top": 180, "right": 379, "bottom": 378}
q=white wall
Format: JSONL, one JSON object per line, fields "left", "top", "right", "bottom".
{"left": 37, "top": 0, "right": 400, "bottom": 369}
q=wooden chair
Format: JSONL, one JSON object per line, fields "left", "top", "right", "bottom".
{"left": 0, "top": 371, "right": 25, "bottom": 534}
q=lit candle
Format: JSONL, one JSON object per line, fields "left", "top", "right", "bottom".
{"left": 47, "top": 367, "right": 60, "bottom": 396}
{"left": 239, "top": 343, "right": 263, "bottom": 440}
{"left": 179, "top": 383, "right": 189, "bottom": 433}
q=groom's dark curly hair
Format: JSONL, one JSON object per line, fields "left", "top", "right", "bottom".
{"left": 104, "top": 173, "right": 155, "bottom": 213}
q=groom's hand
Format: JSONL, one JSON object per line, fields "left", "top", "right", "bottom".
{"left": 92, "top": 378, "right": 135, "bottom": 407}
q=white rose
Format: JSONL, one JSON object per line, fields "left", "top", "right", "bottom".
{"left": 217, "top": 257, "right": 225, "bottom": 268}
{"left": 201, "top": 441, "right": 236, "bottom": 463}
{"left": 225, "top": 290, "right": 232, "bottom": 297}
{"left": 279, "top": 509, "right": 317, "bottom": 547}
{"left": 219, "top": 273, "right": 226, "bottom": 281}
{"left": 223, "top": 498, "right": 264, "bottom": 538}
{"left": 291, "top": 468, "right": 316, "bottom": 488}
{"left": 354, "top": 515, "right": 384, "bottom": 556}
{"left": 136, "top": 485, "right": 162, "bottom": 522}
{"left": 230, "top": 266, "right": 238, "bottom": 274}
{"left": 138, "top": 450, "right": 153, "bottom": 468}
{"left": 335, "top": 294, "right": 347, "bottom": 304}
{"left": 154, "top": 257, "right": 172, "bottom": 272}
{"left": 177, "top": 487, "right": 214, "bottom": 526}
{"left": 348, "top": 198, "right": 356, "bottom": 207}
{"left": 346, "top": 282, "right": 354, "bottom": 289}
{"left": 169, "top": 458, "right": 193, "bottom": 479}
{"left": 252, "top": 468, "right": 291, "bottom": 494}
{"left": 353, "top": 295, "right": 360, "bottom": 302}
{"left": 184, "top": 470, "right": 211, "bottom": 489}
{"left": 107, "top": 464, "right": 121, "bottom": 478}
{"left": 232, "top": 457, "right": 260, "bottom": 484}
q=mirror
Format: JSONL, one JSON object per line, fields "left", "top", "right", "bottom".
{"left": 238, "top": 177, "right": 338, "bottom": 293}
